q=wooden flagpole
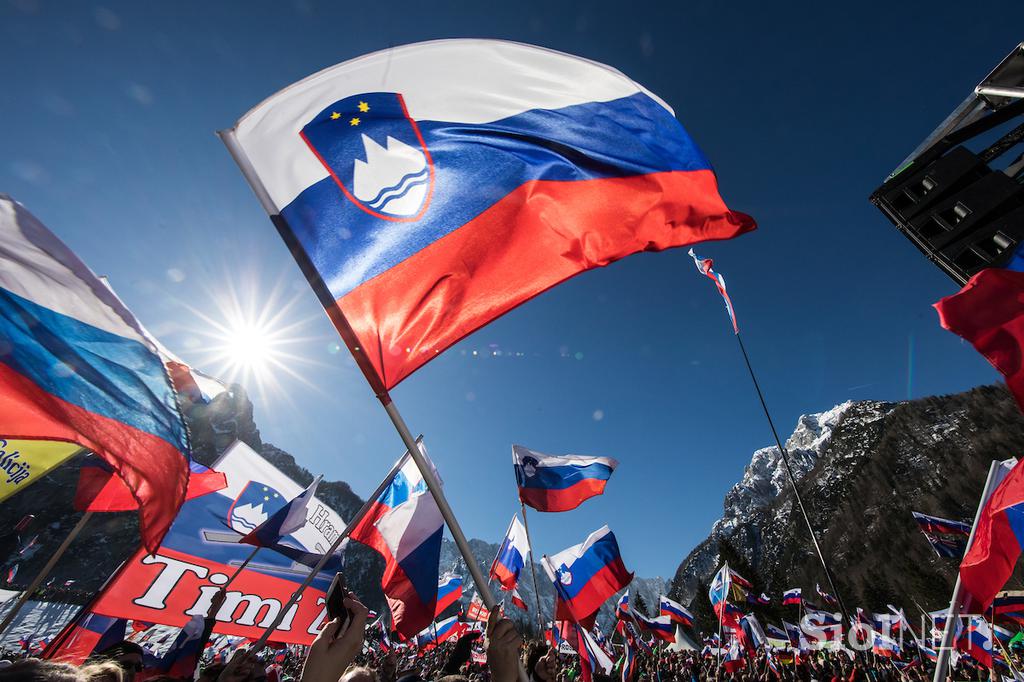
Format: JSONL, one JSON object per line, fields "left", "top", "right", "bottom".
{"left": 220, "top": 129, "right": 531, "bottom": 682}
{"left": 0, "top": 511, "right": 93, "bottom": 636}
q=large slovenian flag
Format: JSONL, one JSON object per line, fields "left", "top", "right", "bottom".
{"left": 513, "top": 445, "right": 618, "bottom": 513}
{"left": 0, "top": 196, "right": 191, "bottom": 552}
{"left": 350, "top": 443, "right": 444, "bottom": 638}
{"left": 542, "top": 525, "right": 633, "bottom": 626}
{"left": 489, "top": 514, "right": 530, "bottom": 590}
{"left": 220, "top": 39, "right": 755, "bottom": 395}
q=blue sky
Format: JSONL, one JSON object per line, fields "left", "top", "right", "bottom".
{"left": 2, "top": 1, "right": 1020, "bottom": 580}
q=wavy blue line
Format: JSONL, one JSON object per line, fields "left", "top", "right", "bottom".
{"left": 365, "top": 167, "right": 429, "bottom": 209}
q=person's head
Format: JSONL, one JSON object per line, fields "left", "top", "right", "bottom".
{"left": 0, "top": 659, "right": 124, "bottom": 682}
{"left": 340, "top": 667, "right": 378, "bottom": 682}
{"left": 89, "top": 642, "right": 144, "bottom": 682}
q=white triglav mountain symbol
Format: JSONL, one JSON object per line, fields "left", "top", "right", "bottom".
{"left": 352, "top": 134, "right": 429, "bottom": 217}
{"left": 231, "top": 502, "right": 269, "bottom": 532}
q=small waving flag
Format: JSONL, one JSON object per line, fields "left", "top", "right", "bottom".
{"left": 631, "top": 611, "right": 676, "bottom": 643}
{"left": 350, "top": 444, "right": 444, "bottom": 638}
{"left": 435, "top": 573, "right": 463, "bottom": 616}
{"left": 542, "top": 526, "right": 633, "bottom": 627}
{"left": 688, "top": 248, "right": 738, "bottom": 333}
{"left": 239, "top": 475, "right": 322, "bottom": 547}
{"left": 912, "top": 511, "right": 971, "bottom": 535}
{"left": 221, "top": 40, "right": 754, "bottom": 395}
{"left": 513, "top": 444, "right": 618, "bottom": 513}
{"left": 815, "top": 583, "right": 838, "bottom": 607}
{"left": 782, "top": 588, "right": 801, "bottom": 606}
{"left": 659, "top": 595, "right": 694, "bottom": 627}
{"left": 489, "top": 514, "right": 530, "bottom": 590}
{"left": 571, "top": 622, "right": 615, "bottom": 682}
{"left": 510, "top": 587, "right": 527, "bottom": 611}
{"left": 45, "top": 612, "right": 127, "bottom": 665}
{"left": 466, "top": 592, "right": 490, "bottom": 622}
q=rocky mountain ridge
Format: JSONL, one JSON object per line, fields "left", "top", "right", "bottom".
{"left": 670, "top": 384, "right": 1024, "bottom": 633}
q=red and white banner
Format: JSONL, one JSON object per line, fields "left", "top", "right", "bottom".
{"left": 91, "top": 441, "right": 347, "bottom": 644}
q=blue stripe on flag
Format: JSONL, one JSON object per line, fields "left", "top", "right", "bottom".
{"left": 0, "top": 286, "right": 187, "bottom": 451}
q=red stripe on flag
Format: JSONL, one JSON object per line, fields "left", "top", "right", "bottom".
{"left": 338, "top": 169, "right": 754, "bottom": 389}
{"left": 935, "top": 268, "right": 1024, "bottom": 412}
{"left": 0, "top": 361, "right": 187, "bottom": 551}
{"left": 519, "top": 479, "right": 609, "bottom": 513}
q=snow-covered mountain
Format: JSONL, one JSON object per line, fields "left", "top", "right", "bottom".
{"left": 669, "top": 384, "right": 1024, "bottom": 631}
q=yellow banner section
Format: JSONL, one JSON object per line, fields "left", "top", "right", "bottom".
{"left": 0, "top": 439, "right": 82, "bottom": 502}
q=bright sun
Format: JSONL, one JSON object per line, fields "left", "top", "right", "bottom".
{"left": 224, "top": 322, "right": 274, "bottom": 371}
{"left": 180, "top": 269, "right": 323, "bottom": 405}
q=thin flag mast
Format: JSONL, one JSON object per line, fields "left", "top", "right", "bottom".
{"left": 687, "top": 249, "right": 853, "bottom": 626}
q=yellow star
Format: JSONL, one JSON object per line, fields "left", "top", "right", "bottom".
{"left": 349, "top": 117, "right": 361, "bottom": 126}
{"left": 330, "top": 112, "right": 341, "bottom": 120}
{"left": 357, "top": 101, "right": 370, "bottom": 113}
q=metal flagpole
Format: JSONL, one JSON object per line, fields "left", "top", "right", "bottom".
{"left": 932, "top": 459, "right": 1012, "bottom": 682}
{"left": 0, "top": 511, "right": 93, "bottom": 636}
{"left": 733, "top": 332, "right": 853, "bottom": 625}
{"left": 220, "top": 129, "right": 531, "bottom": 682}
{"left": 519, "top": 503, "right": 546, "bottom": 632}
{"left": 250, "top": 452, "right": 410, "bottom": 649}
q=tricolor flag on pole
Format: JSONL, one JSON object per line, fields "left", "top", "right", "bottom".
{"left": 350, "top": 443, "right": 444, "bottom": 638}
{"left": 659, "top": 595, "right": 694, "bottom": 627}
{"left": 542, "top": 526, "right": 633, "bottom": 627}
{"left": 513, "top": 445, "right": 618, "bottom": 513}
{"left": 489, "top": 514, "right": 530, "bottom": 590}
{"left": 572, "top": 622, "right": 615, "bottom": 682}
{"left": 239, "top": 475, "right": 322, "bottom": 547}
{"left": 0, "top": 196, "right": 192, "bottom": 551}
{"left": 688, "top": 248, "right": 738, "bottom": 334}
{"left": 782, "top": 588, "right": 802, "bottom": 606}
{"left": 435, "top": 573, "right": 463, "bottom": 616}
{"left": 218, "top": 39, "right": 755, "bottom": 394}
{"left": 510, "top": 587, "right": 527, "bottom": 611}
